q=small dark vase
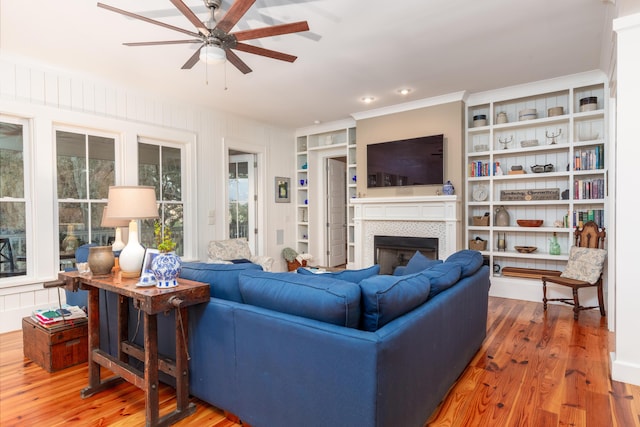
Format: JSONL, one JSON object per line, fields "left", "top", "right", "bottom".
{"left": 88, "top": 246, "right": 115, "bottom": 276}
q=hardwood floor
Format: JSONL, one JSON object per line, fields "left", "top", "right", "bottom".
{"left": 1, "top": 297, "right": 639, "bottom": 426}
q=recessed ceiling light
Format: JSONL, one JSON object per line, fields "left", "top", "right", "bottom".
{"left": 361, "top": 96, "right": 375, "bottom": 104}
{"left": 397, "top": 88, "right": 411, "bottom": 96}
{"left": 313, "top": 120, "right": 321, "bottom": 124}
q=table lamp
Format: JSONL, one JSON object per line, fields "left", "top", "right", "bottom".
{"left": 100, "top": 206, "right": 130, "bottom": 251}
{"left": 106, "top": 186, "right": 159, "bottom": 278}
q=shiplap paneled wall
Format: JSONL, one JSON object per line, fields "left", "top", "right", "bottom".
{"left": 0, "top": 55, "right": 295, "bottom": 333}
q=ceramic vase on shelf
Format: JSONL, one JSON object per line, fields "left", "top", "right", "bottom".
{"left": 549, "top": 232, "right": 561, "bottom": 255}
{"left": 495, "top": 206, "right": 510, "bottom": 226}
{"left": 442, "top": 180, "right": 455, "bottom": 195}
{"left": 151, "top": 252, "right": 182, "bottom": 288}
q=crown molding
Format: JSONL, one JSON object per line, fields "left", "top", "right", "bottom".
{"left": 350, "top": 91, "right": 467, "bottom": 122}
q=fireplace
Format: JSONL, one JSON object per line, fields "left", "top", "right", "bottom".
{"left": 374, "top": 235, "right": 439, "bottom": 275}
{"left": 351, "top": 196, "right": 461, "bottom": 269}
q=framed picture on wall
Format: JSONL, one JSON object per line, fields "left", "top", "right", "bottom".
{"left": 275, "top": 177, "right": 291, "bottom": 203}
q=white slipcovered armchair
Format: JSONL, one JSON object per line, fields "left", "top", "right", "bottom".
{"left": 207, "top": 238, "right": 274, "bottom": 272}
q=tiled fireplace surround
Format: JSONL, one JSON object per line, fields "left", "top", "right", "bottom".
{"left": 351, "top": 196, "right": 461, "bottom": 269}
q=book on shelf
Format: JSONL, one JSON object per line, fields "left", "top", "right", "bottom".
{"left": 468, "top": 161, "right": 501, "bottom": 177}
{"left": 574, "top": 178, "right": 605, "bottom": 199}
{"left": 574, "top": 145, "right": 604, "bottom": 171}
{"left": 32, "top": 304, "right": 87, "bottom": 327}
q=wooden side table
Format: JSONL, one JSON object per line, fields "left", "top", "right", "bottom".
{"left": 55, "top": 271, "right": 210, "bottom": 427}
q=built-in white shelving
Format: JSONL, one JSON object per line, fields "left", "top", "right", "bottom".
{"left": 465, "top": 74, "right": 608, "bottom": 302}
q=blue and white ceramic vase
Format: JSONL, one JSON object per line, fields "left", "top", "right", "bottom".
{"left": 151, "top": 252, "right": 182, "bottom": 288}
{"left": 442, "top": 180, "right": 455, "bottom": 195}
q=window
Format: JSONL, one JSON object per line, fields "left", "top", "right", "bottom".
{"left": 56, "top": 129, "right": 116, "bottom": 268}
{"left": 0, "top": 118, "right": 29, "bottom": 278}
{"left": 138, "top": 141, "right": 184, "bottom": 256}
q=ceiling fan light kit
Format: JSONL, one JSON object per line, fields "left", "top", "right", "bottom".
{"left": 200, "top": 44, "right": 226, "bottom": 64}
{"left": 97, "top": 0, "right": 309, "bottom": 74}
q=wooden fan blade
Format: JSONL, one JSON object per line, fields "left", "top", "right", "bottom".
{"left": 225, "top": 49, "right": 252, "bottom": 74}
{"left": 233, "top": 21, "right": 309, "bottom": 42}
{"left": 124, "top": 39, "right": 202, "bottom": 46}
{"left": 181, "top": 46, "right": 204, "bottom": 70}
{"left": 97, "top": 2, "right": 200, "bottom": 38}
{"left": 234, "top": 42, "right": 297, "bottom": 62}
{"left": 216, "top": 0, "right": 256, "bottom": 34}
{"left": 169, "top": 0, "right": 210, "bottom": 37}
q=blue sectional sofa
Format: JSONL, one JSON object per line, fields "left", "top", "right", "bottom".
{"left": 65, "top": 249, "right": 490, "bottom": 427}
{"left": 180, "top": 250, "right": 491, "bottom": 427}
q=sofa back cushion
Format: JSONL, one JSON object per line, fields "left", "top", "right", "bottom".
{"left": 359, "top": 272, "right": 431, "bottom": 332}
{"left": 296, "top": 264, "right": 380, "bottom": 283}
{"left": 239, "top": 270, "right": 361, "bottom": 328}
{"left": 422, "top": 263, "right": 462, "bottom": 299}
{"left": 445, "top": 250, "right": 484, "bottom": 278}
{"left": 180, "top": 262, "right": 263, "bottom": 302}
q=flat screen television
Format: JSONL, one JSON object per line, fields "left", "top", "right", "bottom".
{"left": 366, "top": 134, "right": 444, "bottom": 187}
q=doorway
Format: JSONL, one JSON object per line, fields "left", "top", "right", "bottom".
{"left": 228, "top": 151, "right": 257, "bottom": 253}
{"left": 326, "top": 157, "right": 347, "bottom": 267}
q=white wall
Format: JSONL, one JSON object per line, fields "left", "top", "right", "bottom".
{"left": 611, "top": 12, "right": 640, "bottom": 387}
{"left": 0, "top": 55, "right": 296, "bottom": 333}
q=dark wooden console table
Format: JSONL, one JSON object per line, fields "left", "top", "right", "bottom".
{"left": 54, "top": 271, "right": 210, "bottom": 427}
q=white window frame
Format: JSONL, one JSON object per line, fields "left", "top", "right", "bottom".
{"left": 138, "top": 134, "right": 197, "bottom": 261}
{"left": 0, "top": 114, "right": 33, "bottom": 285}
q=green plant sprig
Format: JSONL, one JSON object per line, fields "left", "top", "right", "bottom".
{"left": 154, "top": 221, "right": 177, "bottom": 253}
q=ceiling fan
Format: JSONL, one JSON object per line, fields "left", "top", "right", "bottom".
{"left": 97, "top": 0, "right": 310, "bottom": 74}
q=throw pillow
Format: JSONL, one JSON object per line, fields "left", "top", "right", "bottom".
{"left": 561, "top": 246, "right": 607, "bottom": 284}
{"left": 296, "top": 264, "right": 380, "bottom": 283}
{"left": 445, "top": 250, "right": 484, "bottom": 278}
{"left": 359, "top": 272, "right": 431, "bottom": 332}
{"left": 207, "top": 238, "right": 252, "bottom": 261}
{"left": 239, "top": 270, "right": 361, "bottom": 328}
{"left": 401, "top": 251, "right": 442, "bottom": 275}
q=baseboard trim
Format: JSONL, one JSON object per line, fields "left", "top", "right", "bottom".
{"left": 611, "top": 352, "right": 640, "bottom": 387}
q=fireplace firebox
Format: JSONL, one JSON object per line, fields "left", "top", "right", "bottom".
{"left": 373, "top": 235, "right": 439, "bottom": 275}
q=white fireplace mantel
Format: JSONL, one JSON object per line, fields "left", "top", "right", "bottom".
{"left": 351, "top": 196, "right": 461, "bottom": 268}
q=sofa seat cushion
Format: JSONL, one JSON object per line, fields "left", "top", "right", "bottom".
{"left": 445, "top": 250, "right": 484, "bottom": 278}
{"left": 296, "top": 264, "right": 380, "bottom": 283}
{"left": 359, "top": 272, "right": 431, "bottom": 332}
{"left": 239, "top": 270, "right": 361, "bottom": 328}
{"left": 423, "top": 263, "right": 462, "bottom": 299}
{"left": 180, "top": 262, "right": 263, "bottom": 302}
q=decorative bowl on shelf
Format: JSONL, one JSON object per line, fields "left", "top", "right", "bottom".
{"left": 530, "top": 164, "right": 554, "bottom": 173}
{"left": 578, "top": 131, "right": 599, "bottom": 141}
{"left": 474, "top": 144, "right": 489, "bottom": 152}
{"left": 514, "top": 246, "right": 538, "bottom": 253}
{"left": 517, "top": 219, "right": 543, "bottom": 227}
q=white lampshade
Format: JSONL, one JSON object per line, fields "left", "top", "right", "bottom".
{"left": 101, "top": 206, "right": 130, "bottom": 252}
{"left": 199, "top": 44, "right": 226, "bottom": 65}
{"left": 106, "top": 186, "right": 159, "bottom": 220}
{"left": 106, "top": 186, "right": 159, "bottom": 278}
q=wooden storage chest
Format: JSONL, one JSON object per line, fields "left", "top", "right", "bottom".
{"left": 22, "top": 316, "right": 88, "bottom": 372}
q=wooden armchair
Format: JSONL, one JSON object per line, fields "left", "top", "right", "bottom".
{"left": 542, "top": 221, "right": 606, "bottom": 320}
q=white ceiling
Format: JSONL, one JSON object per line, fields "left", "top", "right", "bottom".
{"left": 0, "top": 0, "right": 611, "bottom": 129}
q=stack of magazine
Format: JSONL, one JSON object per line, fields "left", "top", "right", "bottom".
{"left": 32, "top": 304, "right": 87, "bottom": 328}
